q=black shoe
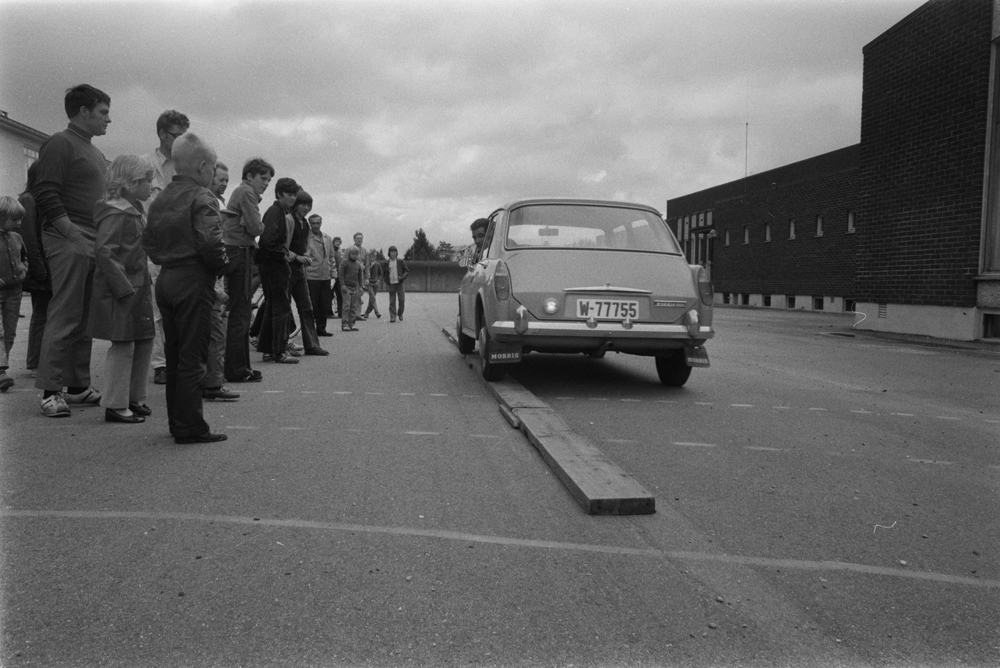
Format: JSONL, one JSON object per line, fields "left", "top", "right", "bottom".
{"left": 175, "top": 431, "right": 228, "bottom": 444}
{"left": 228, "top": 370, "right": 262, "bottom": 383}
{"left": 204, "top": 386, "right": 241, "bottom": 401}
{"left": 153, "top": 367, "right": 166, "bottom": 384}
{"left": 105, "top": 408, "right": 144, "bottom": 424}
{"left": 128, "top": 402, "right": 152, "bottom": 416}
{"left": 317, "top": 331, "right": 334, "bottom": 337}
{"left": 304, "top": 347, "right": 329, "bottom": 356}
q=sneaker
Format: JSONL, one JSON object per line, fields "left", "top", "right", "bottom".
{"left": 273, "top": 353, "right": 299, "bottom": 364}
{"left": 153, "top": 367, "right": 167, "bottom": 384}
{"left": 398, "top": 315, "right": 403, "bottom": 322}
{"left": 0, "top": 373, "right": 13, "bottom": 392}
{"left": 40, "top": 393, "right": 71, "bottom": 418}
{"left": 288, "top": 342, "right": 304, "bottom": 353}
{"left": 64, "top": 387, "right": 101, "bottom": 405}
{"left": 204, "top": 386, "right": 241, "bottom": 401}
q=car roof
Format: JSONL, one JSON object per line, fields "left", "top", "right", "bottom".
{"left": 498, "top": 198, "right": 663, "bottom": 217}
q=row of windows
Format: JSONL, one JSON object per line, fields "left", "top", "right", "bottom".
{"left": 723, "top": 211, "right": 856, "bottom": 246}
{"left": 677, "top": 210, "right": 712, "bottom": 243}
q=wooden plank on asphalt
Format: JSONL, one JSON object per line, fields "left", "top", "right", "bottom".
{"left": 487, "top": 376, "right": 655, "bottom": 516}
{"left": 513, "top": 408, "right": 655, "bottom": 515}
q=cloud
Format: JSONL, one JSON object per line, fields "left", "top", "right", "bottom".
{"left": 0, "top": 0, "right": 924, "bottom": 250}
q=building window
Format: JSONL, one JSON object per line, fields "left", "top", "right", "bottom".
{"left": 816, "top": 215, "right": 824, "bottom": 237}
{"left": 724, "top": 230, "right": 730, "bottom": 246}
{"left": 764, "top": 222, "right": 771, "bottom": 242}
{"left": 787, "top": 296, "right": 796, "bottom": 308}
{"left": 789, "top": 219, "right": 796, "bottom": 240}
{"left": 706, "top": 210, "right": 713, "bottom": 226}
{"left": 743, "top": 226, "right": 749, "bottom": 245}
{"left": 846, "top": 210, "right": 856, "bottom": 234}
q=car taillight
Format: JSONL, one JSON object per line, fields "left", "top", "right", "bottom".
{"left": 494, "top": 261, "right": 511, "bottom": 300}
{"left": 696, "top": 265, "right": 713, "bottom": 306}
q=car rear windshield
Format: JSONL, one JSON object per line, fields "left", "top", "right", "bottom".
{"left": 505, "top": 204, "right": 682, "bottom": 254}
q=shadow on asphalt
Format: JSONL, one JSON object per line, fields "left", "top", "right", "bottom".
{"left": 506, "top": 352, "right": 678, "bottom": 396}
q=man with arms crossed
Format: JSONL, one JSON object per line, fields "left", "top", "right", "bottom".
{"left": 223, "top": 157, "right": 272, "bottom": 383}
{"left": 142, "top": 110, "right": 190, "bottom": 385}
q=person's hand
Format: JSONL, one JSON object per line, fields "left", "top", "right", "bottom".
{"left": 300, "top": 256, "right": 313, "bottom": 266}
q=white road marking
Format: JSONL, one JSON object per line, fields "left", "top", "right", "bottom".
{"left": 589, "top": 397, "right": 608, "bottom": 401}
{"left": 365, "top": 392, "right": 384, "bottom": 396}
{"left": 621, "top": 399, "right": 641, "bottom": 403}
{"left": 400, "top": 393, "right": 416, "bottom": 396}
{"left": 280, "top": 427, "right": 304, "bottom": 431}
{"left": 555, "top": 396, "right": 575, "bottom": 400}
{"left": 301, "top": 391, "right": 317, "bottom": 394}
{"left": 10, "top": 509, "right": 996, "bottom": 589}
{"left": 673, "top": 442, "right": 718, "bottom": 448}
{"left": 226, "top": 426, "right": 258, "bottom": 430}
{"left": 773, "top": 406, "right": 793, "bottom": 410}
{"left": 694, "top": 402, "right": 714, "bottom": 406}
{"left": 934, "top": 416, "right": 961, "bottom": 421}
{"left": 263, "top": 390, "right": 283, "bottom": 394}
{"left": 850, "top": 410, "right": 873, "bottom": 414}
{"left": 429, "top": 393, "right": 448, "bottom": 397}
{"left": 463, "top": 394, "right": 483, "bottom": 398}
{"left": 731, "top": 404, "right": 754, "bottom": 408}
{"left": 745, "top": 446, "right": 782, "bottom": 452}
{"left": 891, "top": 413, "right": 915, "bottom": 417}
{"left": 909, "top": 459, "right": 953, "bottom": 465}
{"left": 606, "top": 439, "right": 637, "bottom": 444}
{"left": 808, "top": 407, "right": 829, "bottom": 411}
{"left": 333, "top": 391, "right": 352, "bottom": 395}
{"left": 404, "top": 431, "right": 441, "bottom": 436}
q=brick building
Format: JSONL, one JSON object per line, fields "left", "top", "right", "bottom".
{"left": 667, "top": 0, "right": 1000, "bottom": 341}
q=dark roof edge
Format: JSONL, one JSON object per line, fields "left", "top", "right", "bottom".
{"left": 0, "top": 112, "right": 49, "bottom": 143}
{"left": 862, "top": 0, "right": 933, "bottom": 54}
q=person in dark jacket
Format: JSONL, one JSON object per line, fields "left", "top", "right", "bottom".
{"left": 18, "top": 162, "right": 51, "bottom": 375}
{"left": 142, "top": 133, "right": 229, "bottom": 444}
{"left": 286, "top": 190, "right": 326, "bottom": 355}
{"left": 253, "top": 176, "right": 299, "bottom": 363}
{"left": 382, "top": 246, "right": 409, "bottom": 322}
{"left": 88, "top": 155, "right": 155, "bottom": 423}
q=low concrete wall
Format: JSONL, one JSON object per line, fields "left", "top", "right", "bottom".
{"left": 399, "top": 261, "right": 467, "bottom": 293}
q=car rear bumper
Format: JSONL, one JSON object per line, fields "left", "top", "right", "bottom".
{"left": 491, "top": 319, "right": 713, "bottom": 351}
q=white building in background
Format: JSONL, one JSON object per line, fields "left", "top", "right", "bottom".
{"left": 0, "top": 110, "right": 48, "bottom": 198}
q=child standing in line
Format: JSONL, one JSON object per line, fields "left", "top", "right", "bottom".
{"left": 0, "top": 196, "right": 27, "bottom": 392}
{"left": 88, "top": 156, "right": 156, "bottom": 423}
{"left": 363, "top": 252, "right": 383, "bottom": 319}
{"left": 340, "top": 246, "right": 363, "bottom": 332}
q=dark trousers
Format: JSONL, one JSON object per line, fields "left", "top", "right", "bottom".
{"left": 157, "top": 264, "right": 215, "bottom": 438}
{"left": 387, "top": 282, "right": 405, "bottom": 320}
{"left": 289, "top": 265, "right": 321, "bottom": 351}
{"left": 332, "top": 278, "right": 343, "bottom": 317}
{"left": 224, "top": 246, "right": 255, "bottom": 381}
{"left": 26, "top": 289, "right": 51, "bottom": 369}
{"left": 256, "top": 261, "right": 292, "bottom": 357}
{"left": 363, "top": 282, "right": 381, "bottom": 317}
{"left": 308, "top": 279, "right": 333, "bottom": 333}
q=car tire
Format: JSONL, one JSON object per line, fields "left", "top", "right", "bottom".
{"left": 655, "top": 351, "right": 692, "bottom": 387}
{"left": 456, "top": 316, "right": 476, "bottom": 354}
{"left": 478, "top": 324, "right": 506, "bottom": 382}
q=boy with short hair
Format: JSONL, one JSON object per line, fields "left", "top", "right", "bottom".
{"left": 339, "top": 246, "right": 363, "bottom": 332}
{"left": 143, "top": 133, "right": 230, "bottom": 444}
{"left": 0, "top": 196, "right": 27, "bottom": 392}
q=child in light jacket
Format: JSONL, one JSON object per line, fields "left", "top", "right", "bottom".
{"left": 0, "top": 195, "right": 27, "bottom": 392}
{"left": 87, "top": 155, "right": 155, "bottom": 422}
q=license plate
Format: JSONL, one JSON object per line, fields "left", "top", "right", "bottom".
{"left": 576, "top": 299, "right": 639, "bottom": 320}
{"left": 685, "top": 346, "right": 710, "bottom": 367}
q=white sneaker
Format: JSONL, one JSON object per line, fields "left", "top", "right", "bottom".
{"left": 40, "top": 393, "right": 71, "bottom": 418}
{"left": 64, "top": 387, "right": 102, "bottom": 405}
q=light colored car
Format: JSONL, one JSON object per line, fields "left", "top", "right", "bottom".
{"left": 457, "top": 198, "right": 714, "bottom": 384}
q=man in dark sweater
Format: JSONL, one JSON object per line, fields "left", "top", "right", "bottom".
{"left": 143, "top": 133, "right": 230, "bottom": 444}
{"left": 254, "top": 177, "right": 299, "bottom": 364}
{"left": 32, "top": 84, "right": 111, "bottom": 418}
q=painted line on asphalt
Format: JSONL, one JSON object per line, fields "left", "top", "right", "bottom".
{"left": 891, "top": 413, "right": 915, "bottom": 417}
{"left": 934, "top": 416, "right": 961, "bottom": 421}
{"left": 5, "top": 509, "right": 996, "bottom": 590}
{"left": 403, "top": 431, "right": 441, "bottom": 435}
{"left": 808, "top": 407, "right": 829, "bottom": 411}
{"left": 606, "top": 439, "right": 638, "bottom": 444}
{"left": 263, "top": 390, "right": 283, "bottom": 394}
{"left": 429, "top": 394, "right": 448, "bottom": 397}
{"left": 673, "top": 442, "right": 718, "bottom": 448}
{"left": 226, "top": 426, "right": 258, "bottom": 430}
{"left": 745, "top": 446, "right": 783, "bottom": 452}
{"left": 909, "top": 459, "right": 954, "bottom": 465}
{"left": 851, "top": 410, "right": 873, "bottom": 414}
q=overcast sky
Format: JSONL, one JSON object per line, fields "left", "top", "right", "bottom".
{"left": 0, "top": 0, "right": 922, "bottom": 253}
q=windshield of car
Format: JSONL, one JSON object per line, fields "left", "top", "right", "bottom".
{"left": 505, "top": 204, "right": 682, "bottom": 254}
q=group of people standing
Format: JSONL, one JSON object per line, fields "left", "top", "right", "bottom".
{"left": 0, "top": 84, "right": 410, "bottom": 444}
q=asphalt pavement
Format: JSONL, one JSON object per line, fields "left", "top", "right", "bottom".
{"left": 1, "top": 295, "right": 998, "bottom": 667}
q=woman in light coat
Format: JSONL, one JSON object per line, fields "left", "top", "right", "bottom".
{"left": 87, "top": 155, "right": 155, "bottom": 423}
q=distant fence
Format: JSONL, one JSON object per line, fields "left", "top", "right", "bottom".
{"left": 396, "top": 261, "right": 466, "bottom": 293}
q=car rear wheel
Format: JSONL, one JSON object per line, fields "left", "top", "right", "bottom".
{"left": 655, "top": 351, "right": 692, "bottom": 387}
{"left": 478, "top": 324, "right": 506, "bottom": 381}
{"left": 456, "top": 316, "right": 476, "bottom": 354}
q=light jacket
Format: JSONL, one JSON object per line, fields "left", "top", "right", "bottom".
{"left": 305, "top": 230, "right": 337, "bottom": 281}
{"left": 88, "top": 198, "right": 154, "bottom": 341}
